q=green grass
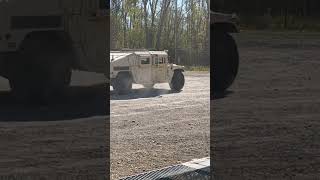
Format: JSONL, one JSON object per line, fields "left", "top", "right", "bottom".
{"left": 239, "top": 15, "right": 320, "bottom": 32}
{"left": 184, "top": 66, "right": 210, "bottom": 72}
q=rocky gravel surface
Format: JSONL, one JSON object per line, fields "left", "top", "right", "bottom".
{"left": 110, "top": 72, "right": 210, "bottom": 179}
{"left": 213, "top": 31, "right": 320, "bottom": 179}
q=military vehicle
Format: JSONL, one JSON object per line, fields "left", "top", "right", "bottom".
{"left": 110, "top": 50, "right": 185, "bottom": 94}
{"left": 211, "top": 11, "right": 239, "bottom": 92}
{"left": 0, "top": 0, "right": 109, "bottom": 102}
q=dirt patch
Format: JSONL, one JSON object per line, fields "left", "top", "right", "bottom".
{"left": 0, "top": 71, "right": 107, "bottom": 179}
{"left": 213, "top": 31, "right": 320, "bottom": 179}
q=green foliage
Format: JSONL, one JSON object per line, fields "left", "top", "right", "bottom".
{"left": 184, "top": 66, "right": 210, "bottom": 72}
{"left": 214, "top": 0, "right": 320, "bottom": 32}
{"left": 110, "top": 0, "right": 209, "bottom": 66}
{"left": 241, "top": 15, "right": 320, "bottom": 31}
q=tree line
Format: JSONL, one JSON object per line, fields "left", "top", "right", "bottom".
{"left": 212, "top": 0, "right": 320, "bottom": 30}
{"left": 110, "top": 0, "right": 209, "bottom": 66}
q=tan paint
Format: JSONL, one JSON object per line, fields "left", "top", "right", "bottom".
{"left": 0, "top": 0, "right": 108, "bottom": 73}
{"left": 110, "top": 50, "right": 184, "bottom": 87}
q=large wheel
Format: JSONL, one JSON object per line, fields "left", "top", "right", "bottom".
{"left": 8, "top": 33, "right": 74, "bottom": 103}
{"left": 212, "top": 32, "right": 239, "bottom": 92}
{"left": 169, "top": 70, "right": 185, "bottom": 91}
{"left": 113, "top": 73, "right": 132, "bottom": 94}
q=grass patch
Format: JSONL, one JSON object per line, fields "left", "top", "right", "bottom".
{"left": 239, "top": 15, "right": 320, "bottom": 32}
{"left": 184, "top": 66, "right": 210, "bottom": 72}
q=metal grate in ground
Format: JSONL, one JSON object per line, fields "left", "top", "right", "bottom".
{"left": 120, "top": 157, "right": 210, "bottom": 180}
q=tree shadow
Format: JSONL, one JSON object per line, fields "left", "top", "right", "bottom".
{"left": 211, "top": 90, "right": 233, "bottom": 100}
{"left": 110, "top": 88, "right": 177, "bottom": 100}
{"left": 0, "top": 83, "right": 108, "bottom": 122}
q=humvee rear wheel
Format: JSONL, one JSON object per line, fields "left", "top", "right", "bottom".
{"left": 113, "top": 73, "right": 132, "bottom": 94}
{"left": 169, "top": 71, "right": 185, "bottom": 91}
{"left": 212, "top": 32, "right": 239, "bottom": 92}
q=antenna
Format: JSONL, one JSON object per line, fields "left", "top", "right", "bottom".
{"left": 174, "top": 0, "right": 178, "bottom": 64}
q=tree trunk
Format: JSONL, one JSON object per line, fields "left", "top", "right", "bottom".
{"left": 142, "top": 0, "right": 149, "bottom": 48}
{"left": 156, "top": 0, "right": 171, "bottom": 49}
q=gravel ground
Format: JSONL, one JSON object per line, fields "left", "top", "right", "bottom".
{"left": 2, "top": 31, "right": 319, "bottom": 180}
{"left": 110, "top": 72, "right": 210, "bottom": 179}
{"left": 213, "top": 31, "right": 320, "bottom": 179}
{"left": 0, "top": 71, "right": 107, "bottom": 179}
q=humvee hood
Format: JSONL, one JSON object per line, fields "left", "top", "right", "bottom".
{"left": 110, "top": 52, "right": 133, "bottom": 62}
{"left": 211, "top": 11, "right": 239, "bottom": 24}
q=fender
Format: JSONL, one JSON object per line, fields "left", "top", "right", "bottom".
{"left": 168, "top": 64, "right": 184, "bottom": 83}
{"left": 211, "top": 12, "right": 239, "bottom": 33}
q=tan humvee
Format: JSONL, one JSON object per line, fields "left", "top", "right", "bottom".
{"left": 0, "top": 0, "right": 109, "bottom": 101}
{"left": 110, "top": 50, "right": 185, "bottom": 94}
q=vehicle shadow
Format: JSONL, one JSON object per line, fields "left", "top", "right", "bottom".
{"left": 0, "top": 83, "right": 108, "bottom": 122}
{"left": 110, "top": 88, "right": 177, "bottom": 100}
{"left": 211, "top": 90, "right": 233, "bottom": 100}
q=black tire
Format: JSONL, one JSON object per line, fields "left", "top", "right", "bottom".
{"left": 212, "top": 32, "right": 239, "bottom": 92}
{"left": 170, "top": 71, "right": 185, "bottom": 91}
{"left": 113, "top": 73, "right": 132, "bottom": 94}
{"left": 8, "top": 33, "right": 74, "bottom": 103}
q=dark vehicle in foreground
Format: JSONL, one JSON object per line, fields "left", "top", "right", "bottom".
{"left": 211, "top": 11, "right": 239, "bottom": 92}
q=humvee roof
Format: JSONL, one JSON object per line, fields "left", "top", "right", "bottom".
{"left": 110, "top": 50, "right": 168, "bottom": 62}
{"left": 110, "top": 52, "right": 133, "bottom": 62}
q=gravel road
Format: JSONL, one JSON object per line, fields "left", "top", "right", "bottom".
{"left": 213, "top": 31, "right": 320, "bottom": 179}
{"left": 110, "top": 72, "right": 210, "bottom": 179}
{"left": 0, "top": 71, "right": 107, "bottom": 179}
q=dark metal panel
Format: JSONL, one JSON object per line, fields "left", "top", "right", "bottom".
{"left": 10, "top": 16, "right": 62, "bottom": 30}
{"left": 114, "top": 66, "right": 130, "bottom": 71}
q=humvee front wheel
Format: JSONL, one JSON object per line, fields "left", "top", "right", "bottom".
{"left": 212, "top": 32, "right": 239, "bottom": 92}
{"left": 113, "top": 73, "right": 132, "bottom": 94}
{"left": 9, "top": 60, "right": 72, "bottom": 103}
{"left": 169, "top": 71, "right": 185, "bottom": 91}
{"left": 7, "top": 33, "right": 74, "bottom": 103}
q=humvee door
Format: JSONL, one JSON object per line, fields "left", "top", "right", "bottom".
{"left": 64, "top": 0, "right": 109, "bottom": 73}
{"left": 151, "top": 54, "right": 167, "bottom": 83}
{"left": 137, "top": 56, "right": 152, "bottom": 85}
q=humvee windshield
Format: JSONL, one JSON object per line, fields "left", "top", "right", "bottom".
{"left": 141, "top": 58, "right": 150, "bottom": 64}
{"left": 154, "top": 56, "right": 166, "bottom": 65}
{"left": 154, "top": 57, "right": 159, "bottom": 65}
